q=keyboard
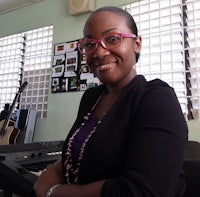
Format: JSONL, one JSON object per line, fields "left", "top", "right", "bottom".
{"left": 0, "top": 141, "right": 63, "bottom": 196}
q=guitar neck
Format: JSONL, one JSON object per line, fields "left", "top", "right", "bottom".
{"left": 0, "top": 82, "right": 28, "bottom": 137}
{"left": 0, "top": 92, "right": 20, "bottom": 136}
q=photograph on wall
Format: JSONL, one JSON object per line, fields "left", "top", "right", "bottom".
{"left": 53, "top": 54, "right": 65, "bottom": 65}
{"left": 64, "top": 51, "right": 78, "bottom": 77}
{"left": 54, "top": 43, "right": 68, "bottom": 55}
{"left": 51, "top": 39, "right": 100, "bottom": 93}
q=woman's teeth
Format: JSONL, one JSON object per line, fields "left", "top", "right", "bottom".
{"left": 98, "top": 62, "right": 115, "bottom": 70}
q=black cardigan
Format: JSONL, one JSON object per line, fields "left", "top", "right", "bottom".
{"left": 62, "top": 75, "right": 188, "bottom": 197}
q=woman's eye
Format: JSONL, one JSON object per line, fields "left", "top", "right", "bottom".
{"left": 84, "top": 41, "right": 96, "bottom": 49}
{"left": 105, "top": 36, "right": 120, "bottom": 44}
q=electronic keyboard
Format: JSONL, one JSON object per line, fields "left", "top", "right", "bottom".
{"left": 0, "top": 141, "right": 63, "bottom": 197}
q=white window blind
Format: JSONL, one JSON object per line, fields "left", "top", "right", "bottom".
{"left": 0, "top": 25, "right": 53, "bottom": 118}
{"left": 187, "top": 0, "right": 200, "bottom": 120}
{"left": 123, "top": 0, "right": 200, "bottom": 120}
{"left": 0, "top": 34, "right": 22, "bottom": 110}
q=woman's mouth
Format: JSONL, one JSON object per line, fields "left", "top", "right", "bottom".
{"left": 96, "top": 62, "right": 116, "bottom": 71}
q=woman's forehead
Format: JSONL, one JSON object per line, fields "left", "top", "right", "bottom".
{"left": 86, "top": 11, "right": 124, "bottom": 25}
{"left": 84, "top": 11, "right": 128, "bottom": 36}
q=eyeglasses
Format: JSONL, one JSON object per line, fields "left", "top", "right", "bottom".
{"left": 77, "top": 32, "right": 137, "bottom": 55}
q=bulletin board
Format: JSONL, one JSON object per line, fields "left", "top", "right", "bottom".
{"left": 51, "top": 39, "right": 100, "bottom": 93}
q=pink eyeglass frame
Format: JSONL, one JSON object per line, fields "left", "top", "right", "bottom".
{"left": 77, "top": 32, "right": 137, "bottom": 54}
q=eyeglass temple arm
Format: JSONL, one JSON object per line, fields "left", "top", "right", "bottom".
{"left": 121, "top": 33, "right": 137, "bottom": 38}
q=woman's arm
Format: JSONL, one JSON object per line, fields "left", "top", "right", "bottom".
{"left": 34, "top": 159, "right": 106, "bottom": 197}
{"left": 33, "top": 160, "right": 65, "bottom": 197}
{"left": 50, "top": 180, "right": 105, "bottom": 197}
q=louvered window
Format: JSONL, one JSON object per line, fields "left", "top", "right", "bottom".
{"left": 0, "top": 25, "right": 53, "bottom": 118}
{"left": 123, "top": 0, "right": 200, "bottom": 120}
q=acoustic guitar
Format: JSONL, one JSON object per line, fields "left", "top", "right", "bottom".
{"left": 0, "top": 81, "right": 28, "bottom": 145}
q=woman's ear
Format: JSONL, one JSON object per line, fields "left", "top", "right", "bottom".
{"left": 134, "top": 36, "right": 142, "bottom": 53}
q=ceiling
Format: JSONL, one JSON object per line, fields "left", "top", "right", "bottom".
{"left": 0, "top": 0, "right": 44, "bottom": 15}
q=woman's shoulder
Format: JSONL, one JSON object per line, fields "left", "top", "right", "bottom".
{"left": 135, "top": 75, "right": 173, "bottom": 93}
{"left": 127, "top": 75, "right": 173, "bottom": 98}
{"left": 147, "top": 78, "right": 171, "bottom": 88}
{"left": 126, "top": 75, "right": 176, "bottom": 105}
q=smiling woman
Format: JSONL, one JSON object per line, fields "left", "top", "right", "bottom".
{"left": 34, "top": 6, "right": 188, "bottom": 197}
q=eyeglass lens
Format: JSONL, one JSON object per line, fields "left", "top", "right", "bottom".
{"left": 79, "top": 33, "right": 122, "bottom": 54}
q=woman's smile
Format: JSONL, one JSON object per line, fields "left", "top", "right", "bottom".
{"left": 95, "top": 62, "right": 117, "bottom": 71}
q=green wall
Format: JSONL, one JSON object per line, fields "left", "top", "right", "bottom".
{"left": 0, "top": 0, "right": 199, "bottom": 142}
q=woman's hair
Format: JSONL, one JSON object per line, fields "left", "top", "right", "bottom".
{"left": 85, "top": 6, "right": 140, "bottom": 62}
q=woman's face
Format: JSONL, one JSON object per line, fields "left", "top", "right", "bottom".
{"left": 83, "top": 11, "right": 142, "bottom": 87}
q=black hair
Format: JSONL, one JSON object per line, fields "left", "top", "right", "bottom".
{"left": 85, "top": 6, "right": 140, "bottom": 62}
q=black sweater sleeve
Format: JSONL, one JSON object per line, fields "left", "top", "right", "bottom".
{"left": 101, "top": 80, "right": 188, "bottom": 197}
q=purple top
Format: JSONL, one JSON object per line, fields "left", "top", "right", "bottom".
{"left": 69, "top": 113, "right": 99, "bottom": 182}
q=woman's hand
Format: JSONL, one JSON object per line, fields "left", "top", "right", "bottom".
{"left": 33, "top": 160, "right": 64, "bottom": 197}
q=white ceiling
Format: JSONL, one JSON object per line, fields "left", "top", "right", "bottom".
{"left": 0, "top": 0, "right": 44, "bottom": 15}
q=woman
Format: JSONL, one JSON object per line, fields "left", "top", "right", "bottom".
{"left": 34, "top": 6, "right": 188, "bottom": 197}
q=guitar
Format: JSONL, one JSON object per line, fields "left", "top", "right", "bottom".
{"left": 0, "top": 81, "right": 28, "bottom": 145}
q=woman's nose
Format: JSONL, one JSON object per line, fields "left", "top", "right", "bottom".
{"left": 92, "top": 44, "right": 110, "bottom": 58}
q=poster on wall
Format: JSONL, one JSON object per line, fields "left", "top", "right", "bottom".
{"left": 51, "top": 39, "right": 100, "bottom": 93}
